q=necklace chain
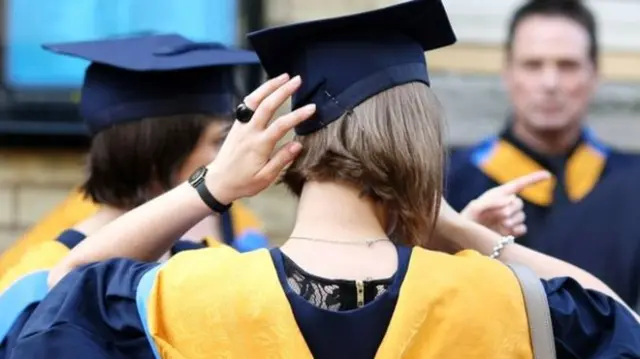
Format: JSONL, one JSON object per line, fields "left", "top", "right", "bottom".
{"left": 288, "top": 236, "right": 391, "bottom": 247}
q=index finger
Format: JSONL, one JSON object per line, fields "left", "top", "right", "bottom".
{"left": 497, "top": 171, "right": 552, "bottom": 195}
{"left": 242, "top": 73, "right": 291, "bottom": 112}
{"left": 251, "top": 75, "right": 302, "bottom": 129}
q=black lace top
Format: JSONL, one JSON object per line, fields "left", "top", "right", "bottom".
{"left": 281, "top": 253, "right": 393, "bottom": 311}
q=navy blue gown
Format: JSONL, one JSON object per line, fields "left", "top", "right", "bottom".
{"left": 0, "top": 229, "right": 207, "bottom": 359}
{"left": 446, "top": 127, "right": 640, "bottom": 304}
{"left": 7, "top": 248, "right": 640, "bottom": 359}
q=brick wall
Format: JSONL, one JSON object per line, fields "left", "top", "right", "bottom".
{"left": 0, "top": 149, "right": 299, "bottom": 248}
{"left": 0, "top": 150, "right": 86, "bottom": 250}
{"left": 431, "top": 73, "right": 640, "bottom": 150}
{"left": 266, "top": 0, "right": 398, "bottom": 25}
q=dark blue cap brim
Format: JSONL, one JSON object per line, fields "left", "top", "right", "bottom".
{"left": 43, "top": 34, "right": 260, "bottom": 71}
{"left": 42, "top": 33, "right": 260, "bottom": 134}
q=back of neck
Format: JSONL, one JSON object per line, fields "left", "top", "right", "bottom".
{"left": 282, "top": 181, "right": 399, "bottom": 281}
{"left": 289, "top": 181, "right": 388, "bottom": 243}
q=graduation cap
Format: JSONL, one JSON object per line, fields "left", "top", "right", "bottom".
{"left": 247, "top": 0, "right": 456, "bottom": 135}
{"left": 43, "top": 34, "right": 260, "bottom": 134}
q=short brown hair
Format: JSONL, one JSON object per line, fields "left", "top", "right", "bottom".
{"left": 282, "top": 82, "right": 444, "bottom": 247}
{"left": 82, "top": 114, "right": 218, "bottom": 209}
{"left": 506, "top": 0, "right": 598, "bottom": 66}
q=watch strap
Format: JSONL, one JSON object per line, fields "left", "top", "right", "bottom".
{"left": 196, "top": 181, "right": 232, "bottom": 214}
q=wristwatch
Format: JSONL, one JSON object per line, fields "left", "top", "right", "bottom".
{"left": 188, "top": 166, "right": 232, "bottom": 213}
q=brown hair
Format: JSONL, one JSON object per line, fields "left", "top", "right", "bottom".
{"left": 506, "top": 0, "right": 598, "bottom": 66}
{"left": 82, "top": 114, "right": 218, "bottom": 209}
{"left": 282, "top": 82, "right": 444, "bottom": 247}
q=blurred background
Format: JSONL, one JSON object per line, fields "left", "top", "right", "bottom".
{"left": 0, "top": 0, "right": 638, "bottom": 247}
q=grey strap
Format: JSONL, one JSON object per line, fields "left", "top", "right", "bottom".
{"left": 507, "top": 263, "right": 557, "bottom": 359}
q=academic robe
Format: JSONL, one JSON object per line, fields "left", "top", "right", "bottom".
{"left": 534, "top": 163, "right": 640, "bottom": 308}
{"left": 9, "top": 247, "right": 640, "bottom": 359}
{"left": 0, "top": 229, "right": 217, "bottom": 359}
{"left": 446, "top": 127, "right": 640, "bottom": 303}
{"left": 0, "top": 187, "right": 269, "bottom": 358}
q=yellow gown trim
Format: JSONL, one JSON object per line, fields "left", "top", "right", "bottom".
{"left": 0, "top": 188, "right": 263, "bottom": 279}
{"left": 0, "top": 241, "right": 70, "bottom": 293}
{"left": 0, "top": 189, "right": 98, "bottom": 279}
{"left": 472, "top": 137, "right": 606, "bottom": 206}
{"left": 142, "top": 248, "right": 533, "bottom": 358}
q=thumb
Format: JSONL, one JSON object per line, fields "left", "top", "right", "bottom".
{"left": 497, "top": 171, "right": 552, "bottom": 195}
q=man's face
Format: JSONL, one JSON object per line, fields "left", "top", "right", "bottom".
{"left": 504, "top": 15, "right": 598, "bottom": 133}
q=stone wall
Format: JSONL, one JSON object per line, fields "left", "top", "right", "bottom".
{"left": 0, "top": 151, "right": 86, "bottom": 250}
{"left": 432, "top": 73, "right": 640, "bottom": 150}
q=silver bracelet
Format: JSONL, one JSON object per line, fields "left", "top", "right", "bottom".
{"left": 489, "top": 235, "right": 515, "bottom": 259}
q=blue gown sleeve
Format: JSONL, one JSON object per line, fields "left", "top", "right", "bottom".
{"left": 233, "top": 230, "right": 270, "bottom": 252}
{"left": 0, "top": 304, "right": 37, "bottom": 359}
{"left": 9, "top": 259, "right": 158, "bottom": 359}
{"left": 544, "top": 277, "right": 640, "bottom": 358}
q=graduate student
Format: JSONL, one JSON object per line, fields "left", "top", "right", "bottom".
{"left": 0, "top": 39, "right": 268, "bottom": 284}
{"left": 445, "top": 0, "right": 640, "bottom": 298}
{"left": 0, "top": 33, "right": 267, "bottom": 358}
{"left": 10, "top": 2, "right": 640, "bottom": 358}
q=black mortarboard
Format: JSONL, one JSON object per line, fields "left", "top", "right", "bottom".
{"left": 247, "top": 0, "right": 456, "bottom": 135}
{"left": 43, "top": 34, "right": 260, "bottom": 134}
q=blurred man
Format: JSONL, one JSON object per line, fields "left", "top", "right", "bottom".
{"left": 446, "top": 0, "right": 640, "bottom": 305}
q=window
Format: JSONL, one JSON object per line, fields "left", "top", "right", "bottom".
{"left": 0, "top": 0, "right": 240, "bottom": 137}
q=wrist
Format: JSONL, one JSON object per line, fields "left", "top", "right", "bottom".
{"left": 462, "top": 220, "right": 503, "bottom": 256}
{"left": 489, "top": 235, "right": 515, "bottom": 259}
{"left": 442, "top": 216, "right": 493, "bottom": 254}
{"left": 203, "top": 165, "right": 237, "bottom": 206}
{"left": 432, "top": 210, "right": 467, "bottom": 253}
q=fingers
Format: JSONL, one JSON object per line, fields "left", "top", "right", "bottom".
{"left": 255, "top": 142, "right": 303, "bottom": 184}
{"left": 497, "top": 171, "right": 552, "bottom": 195}
{"left": 473, "top": 194, "right": 527, "bottom": 237}
{"left": 251, "top": 76, "right": 303, "bottom": 129}
{"left": 502, "top": 196, "right": 524, "bottom": 218}
{"left": 243, "top": 73, "right": 290, "bottom": 112}
{"left": 263, "top": 104, "right": 316, "bottom": 145}
{"left": 478, "top": 203, "right": 523, "bottom": 226}
{"left": 503, "top": 211, "right": 525, "bottom": 228}
{"left": 482, "top": 197, "right": 524, "bottom": 224}
{"left": 509, "top": 224, "right": 527, "bottom": 237}
{"left": 468, "top": 194, "right": 514, "bottom": 213}
{"left": 206, "top": 74, "right": 315, "bottom": 201}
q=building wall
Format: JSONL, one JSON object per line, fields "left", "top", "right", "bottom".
{"left": 0, "top": 150, "right": 86, "bottom": 250}
{"left": 429, "top": 0, "right": 640, "bottom": 81}
{"left": 1, "top": 0, "right": 639, "bottom": 247}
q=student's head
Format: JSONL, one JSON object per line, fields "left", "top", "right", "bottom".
{"left": 503, "top": 0, "right": 599, "bottom": 134}
{"left": 82, "top": 113, "right": 228, "bottom": 209}
{"left": 249, "top": 0, "right": 456, "bottom": 246}
{"left": 44, "top": 34, "right": 259, "bottom": 208}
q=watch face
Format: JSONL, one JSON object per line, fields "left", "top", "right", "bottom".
{"left": 189, "top": 167, "right": 206, "bottom": 184}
